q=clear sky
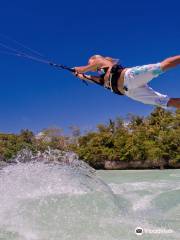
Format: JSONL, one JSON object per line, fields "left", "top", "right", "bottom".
{"left": 0, "top": 0, "right": 179, "bottom": 134}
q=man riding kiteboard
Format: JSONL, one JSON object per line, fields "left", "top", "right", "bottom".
{"left": 73, "top": 55, "right": 180, "bottom": 109}
{"left": 0, "top": 35, "right": 179, "bottom": 109}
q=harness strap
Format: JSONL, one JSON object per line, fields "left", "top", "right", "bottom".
{"left": 104, "top": 65, "right": 125, "bottom": 95}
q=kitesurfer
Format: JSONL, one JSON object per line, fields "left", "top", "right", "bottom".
{"left": 73, "top": 55, "right": 180, "bottom": 109}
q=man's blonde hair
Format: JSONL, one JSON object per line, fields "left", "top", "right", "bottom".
{"left": 89, "top": 55, "right": 118, "bottom": 64}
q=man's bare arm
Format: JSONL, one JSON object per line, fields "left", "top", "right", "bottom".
{"left": 74, "top": 64, "right": 97, "bottom": 73}
{"left": 75, "top": 73, "right": 103, "bottom": 84}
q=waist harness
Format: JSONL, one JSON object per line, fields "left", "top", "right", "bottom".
{"left": 101, "top": 64, "right": 125, "bottom": 96}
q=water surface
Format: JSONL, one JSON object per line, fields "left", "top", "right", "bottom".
{"left": 0, "top": 160, "right": 179, "bottom": 240}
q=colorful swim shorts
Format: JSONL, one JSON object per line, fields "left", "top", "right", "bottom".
{"left": 123, "top": 63, "right": 170, "bottom": 108}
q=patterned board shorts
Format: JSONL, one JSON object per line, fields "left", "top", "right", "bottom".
{"left": 123, "top": 63, "right": 170, "bottom": 108}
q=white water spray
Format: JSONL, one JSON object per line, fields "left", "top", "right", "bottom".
{"left": 0, "top": 149, "right": 120, "bottom": 240}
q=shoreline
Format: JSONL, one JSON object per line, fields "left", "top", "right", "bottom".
{"left": 1, "top": 158, "right": 180, "bottom": 171}
{"left": 104, "top": 159, "right": 180, "bottom": 170}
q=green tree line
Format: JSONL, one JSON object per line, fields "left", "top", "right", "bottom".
{"left": 0, "top": 108, "right": 180, "bottom": 169}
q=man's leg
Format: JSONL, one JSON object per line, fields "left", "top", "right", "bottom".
{"left": 160, "top": 55, "right": 180, "bottom": 71}
{"left": 160, "top": 56, "right": 180, "bottom": 109}
{"left": 124, "top": 63, "right": 164, "bottom": 90}
{"left": 167, "top": 98, "right": 180, "bottom": 109}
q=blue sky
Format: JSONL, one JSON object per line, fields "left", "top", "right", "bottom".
{"left": 0, "top": 0, "right": 179, "bottom": 134}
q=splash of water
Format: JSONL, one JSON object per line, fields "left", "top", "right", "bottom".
{"left": 0, "top": 149, "right": 120, "bottom": 240}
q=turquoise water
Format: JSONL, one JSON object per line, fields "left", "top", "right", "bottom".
{"left": 98, "top": 169, "right": 180, "bottom": 239}
{"left": 0, "top": 160, "right": 180, "bottom": 240}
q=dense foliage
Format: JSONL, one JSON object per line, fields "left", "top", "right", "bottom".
{"left": 0, "top": 108, "right": 180, "bottom": 169}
